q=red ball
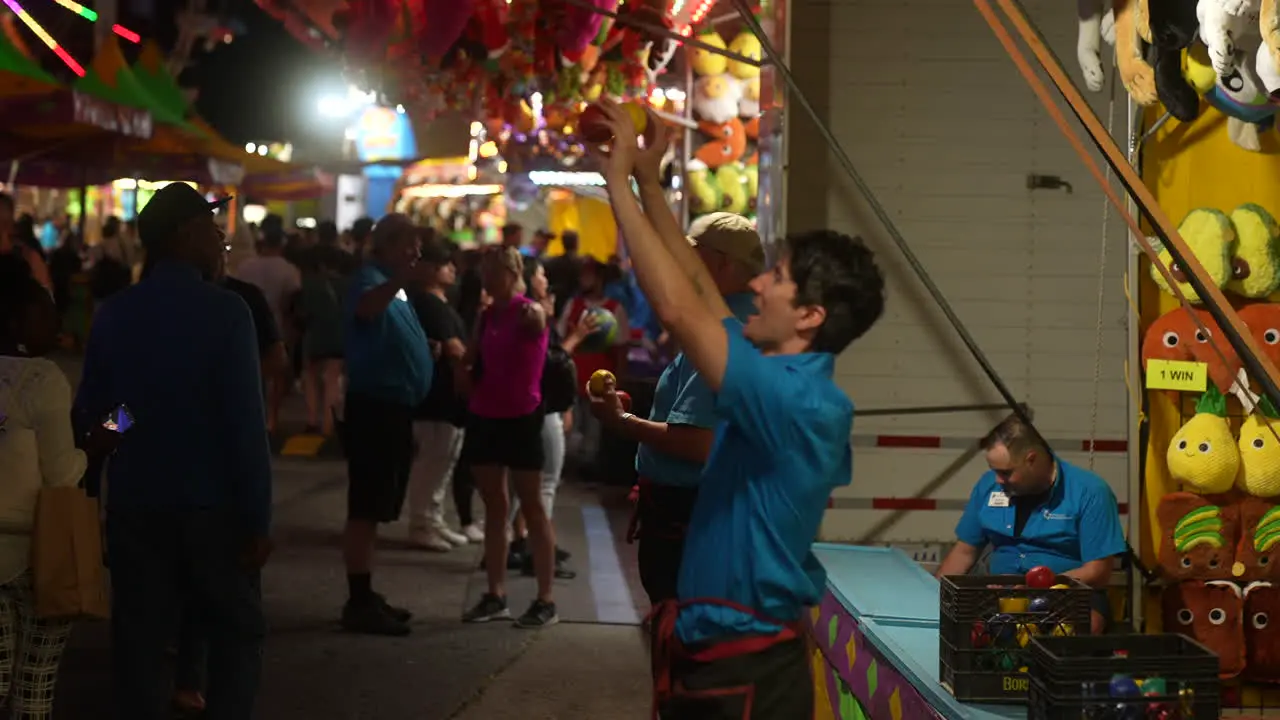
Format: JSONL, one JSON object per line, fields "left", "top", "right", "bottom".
{"left": 1025, "top": 566, "right": 1056, "bottom": 589}
{"left": 617, "top": 390, "right": 632, "bottom": 412}
{"left": 579, "top": 104, "right": 612, "bottom": 144}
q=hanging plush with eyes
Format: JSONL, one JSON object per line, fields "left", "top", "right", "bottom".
{"left": 1141, "top": 307, "right": 1241, "bottom": 395}
{"left": 1239, "top": 303, "right": 1280, "bottom": 381}
{"left": 1162, "top": 580, "right": 1247, "bottom": 678}
{"left": 1243, "top": 581, "right": 1280, "bottom": 681}
{"left": 1167, "top": 386, "right": 1242, "bottom": 495}
{"left": 1227, "top": 205, "right": 1280, "bottom": 298}
{"left": 1149, "top": 208, "right": 1237, "bottom": 303}
{"left": 1236, "top": 398, "right": 1280, "bottom": 499}
{"left": 1236, "top": 497, "right": 1280, "bottom": 581}
{"left": 1184, "top": 42, "right": 1278, "bottom": 151}
{"left": 1157, "top": 492, "right": 1240, "bottom": 580}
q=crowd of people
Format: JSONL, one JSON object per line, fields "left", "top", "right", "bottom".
{"left": 0, "top": 99, "right": 890, "bottom": 720}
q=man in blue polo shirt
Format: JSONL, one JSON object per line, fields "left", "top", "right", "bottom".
{"left": 591, "top": 101, "right": 886, "bottom": 719}
{"left": 340, "top": 214, "right": 433, "bottom": 637}
{"left": 591, "top": 212, "right": 763, "bottom": 605}
{"left": 936, "top": 413, "right": 1127, "bottom": 634}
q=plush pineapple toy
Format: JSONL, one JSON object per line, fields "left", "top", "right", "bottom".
{"left": 1150, "top": 208, "right": 1237, "bottom": 303}
{"left": 1227, "top": 204, "right": 1280, "bottom": 299}
{"left": 1169, "top": 385, "right": 1242, "bottom": 494}
{"left": 1238, "top": 397, "right": 1280, "bottom": 498}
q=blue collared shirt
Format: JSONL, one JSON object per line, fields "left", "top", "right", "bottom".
{"left": 636, "top": 293, "right": 758, "bottom": 487}
{"left": 74, "top": 261, "right": 273, "bottom": 535}
{"left": 955, "top": 459, "right": 1127, "bottom": 574}
{"left": 343, "top": 262, "right": 433, "bottom": 407}
{"left": 675, "top": 318, "right": 854, "bottom": 643}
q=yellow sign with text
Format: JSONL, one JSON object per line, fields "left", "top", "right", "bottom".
{"left": 1145, "top": 359, "right": 1208, "bottom": 392}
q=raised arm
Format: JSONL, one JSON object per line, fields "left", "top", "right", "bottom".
{"left": 593, "top": 101, "right": 732, "bottom": 390}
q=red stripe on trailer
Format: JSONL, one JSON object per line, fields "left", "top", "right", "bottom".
{"left": 875, "top": 435, "right": 942, "bottom": 448}
{"left": 853, "top": 434, "right": 1127, "bottom": 452}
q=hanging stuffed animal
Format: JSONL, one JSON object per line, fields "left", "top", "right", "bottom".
{"left": 1114, "top": 0, "right": 1158, "bottom": 104}
{"left": 1149, "top": 208, "right": 1238, "bottom": 303}
{"left": 1148, "top": 0, "right": 1202, "bottom": 121}
{"left": 1259, "top": 0, "right": 1280, "bottom": 96}
{"left": 1162, "top": 580, "right": 1247, "bottom": 678}
{"left": 1185, "top": 41, "right": 1278, "bottom": 152}
{"left": 694, "top": 117, "right": 747, "bottom": 168}
{"left": 1239, "top": 304, "right": 1280, "bottom": 382}
{"left": 715, "top": 163, "right": 749, "bottom": 214}
{"left": 1236, "top": 496, "right": 1280, "bottom": 581}
{"left": 687, "top": 159, "right": 722, "bottom": 216}
{"left": 1157, "top": 492, "right": 1241, "bottom": 580}
{"left": 555, "top": 0, "right": 616, "bottom": 63}
{"left": 1237, "top": 397, "right": 1280, "bottom": 498}
{"left": 1077, "top": 0, "right": 1116, "bottom": 92}
{"left": 1168, "top": 385, "right": 1241, "bottom": 495}
{"left": 1141, "top": 307, "right": 1241, "bottom": 395}
{"left": 1198, "top": 0, "right": 1261, "bottom": 77}
{"left": 1228, "top": 204, "right": 1280, "bottom": 298}
{"left": 1243, "top": 580, "right": 1280, "bottom": 681}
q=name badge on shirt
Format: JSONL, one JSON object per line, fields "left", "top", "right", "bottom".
{"left": 395, "top": 289, "right": 408, "bottom": 302}
{"left": 988, "top": 491, "right": 1010, "bottom": 508}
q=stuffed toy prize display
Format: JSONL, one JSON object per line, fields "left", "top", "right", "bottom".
{"left": 1096, "top": 0, "right": 1280, "bottom": 152}
{"left": 1147, "top": 203, "right": 1280, "bottom": 304}
{"left": 687, "top": 27, "right": 762, "bottom": 223}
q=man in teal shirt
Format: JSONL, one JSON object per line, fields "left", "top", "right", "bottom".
{"left": 593, "top": 213, "right": 763, "bottom": 604}
{"left": 340, "top": 214, "right": 434, "bottom": 637}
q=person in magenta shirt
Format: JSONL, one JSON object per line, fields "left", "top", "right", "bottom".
{"left": 459, "top": 246, "right": 559, "bottom": 628}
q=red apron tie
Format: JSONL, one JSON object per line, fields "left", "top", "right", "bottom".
{"left": 646, "top": 597, "right": 805, "bottom": 720}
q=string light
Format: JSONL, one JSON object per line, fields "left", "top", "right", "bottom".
{"left": 689, "top": 0, "right": 717, "bottom": 24}
{"left": 47, "top": 0, "right": 144, "bottom": 44}
{"left": 1, "top": 0, "right": 84, "bottom": 75}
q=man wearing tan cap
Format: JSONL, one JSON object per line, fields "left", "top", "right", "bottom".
{"left": 591, "top": 211, "right": 762, "bottom": 604}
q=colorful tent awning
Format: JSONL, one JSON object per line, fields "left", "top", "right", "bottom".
{"left": 0, "top": 23, "right": 58, "bottom": 97}
{"left": 75, "top": 36, "right": 196, "bottom": 132}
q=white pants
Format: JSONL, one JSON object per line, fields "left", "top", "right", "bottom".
{"left": 407, "top": 420, "right": 464, "bottom": 532}
{"left": 569, "top": 394, "right": 602, "bottom": 465}
{"left": 510, "top": 412, "right": 567, "bottom": 523}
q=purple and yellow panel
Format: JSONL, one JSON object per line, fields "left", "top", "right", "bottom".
{"left": 808, "top": 593, "right": 943, "bottom": 720}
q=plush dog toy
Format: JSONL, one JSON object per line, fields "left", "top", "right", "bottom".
{"left": 1077, "top": 0, "right": 1116, "bottom": 92}
{"left": 1115, "top": 0, "right": 1158, "bottom": 104}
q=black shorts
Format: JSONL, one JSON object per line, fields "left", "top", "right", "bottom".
{"left": 636, "top": 482, "right": 699, "bottom": 604}
{"left": 460, "top": 410, "right": 545, "bottom": 472}
{"left": 343, "top": 393, "right": 415, "bottom": 523}
{"left": 659, "top": 637, "right": 812, "bottom": 720}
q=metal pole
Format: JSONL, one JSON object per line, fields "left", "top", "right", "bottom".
{"left": 1125, "top": 95, "right": 1145, "bottom": 632}
{"left": 855, "top": 403, "right": 1024, "bottom": 418}
{"left": 559, "top": 0, "right": 765, "bottom": 68}
{"left": 727, "top": 0, "right": 1040, "bottom": 442}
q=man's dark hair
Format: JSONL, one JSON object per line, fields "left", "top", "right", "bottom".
{"left": 979, "top": 409, "right": 1047, "bottom": 457}
{"left": 560, "top": 230, "right": 579, "bottom": 253}
{"left": 0, "top": 263, "right": 48, "bottom": 344}
{"left": 502, "top": 223, "right": 523, "bottom": 244}
{"left": 351, "top": 217, "right": 374, "bottom": 241}
{"left": 786, "top": 230, "right": 885, "bottom": 355}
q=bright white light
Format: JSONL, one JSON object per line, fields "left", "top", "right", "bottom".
{"left": 470, "top": 121, "right": 482, "bottom": 137}
{"left": 497, "top": 160, "right": 508, "bottom": 174}
{"left": 245, "top": 142, "right": 256, "bottom": 153}
{"left": 528, "top": 171, "right": 606, "bottom": 187}
{"left": 243, "top": 204, "right": 267, "bottom": 225}
{"left": 257, "top": 146, "right": 268, "bottom": 156}
{"left": 317, "top": 94, "right": 349, "bottom": 117}
{"left": 296, "top": 217, "right": 317, "bottom": 229}
{"left": 396, "top": 104, "right": 405, "bottom": 114}
{"left": 665, "top": 88, "right": 687, "bottom": 102}
{"left": 400, "top": 184, "right": 504, "bottom": 198}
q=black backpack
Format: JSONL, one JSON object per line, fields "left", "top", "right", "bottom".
{"left": 540, "top": 342, "right": 578, "bottom": 414}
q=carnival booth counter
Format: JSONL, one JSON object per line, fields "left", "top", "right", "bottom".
{"left": 810, "top": 545, "right": 1023, "bottom": 720}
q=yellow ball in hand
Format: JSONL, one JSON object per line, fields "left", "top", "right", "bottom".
{"left": 589, "top": 369, "right": 615, "bottom": 397}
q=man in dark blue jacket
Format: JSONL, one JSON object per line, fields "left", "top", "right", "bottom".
{"left": 75, "top": 183, "right": 273, "bottom": 720}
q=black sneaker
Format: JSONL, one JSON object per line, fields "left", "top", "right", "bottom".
{"left": 514, "top": 599, "right": 559, "bottom": 629}
{"left": 341, "top": 598, "right": 411, "bottom": 636}
{"left": 555, "top": 546, "right": 571, "bottom": 562}
{"left": 371, "top": 592, "right": 412, "bottom": 623}
{"left": 520, "top": 554, "right": 577, "bottom": 579}
{"left": 462, "top": 593, "right": 511, "bottom": 623}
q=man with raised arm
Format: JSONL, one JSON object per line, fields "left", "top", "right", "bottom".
{"left": 588, "top": 101, "right": 886, "bottom": 720}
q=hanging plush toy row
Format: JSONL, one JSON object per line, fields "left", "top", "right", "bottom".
{"left": 686, "top": 28, "right": 762, "bottom": 222}
{"left": 1076, "top": 0, "right": 1280, "bottom": 152}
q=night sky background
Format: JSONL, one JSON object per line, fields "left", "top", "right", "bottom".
{"left": 18, "top": 0, "right": 344, "bottom": 146}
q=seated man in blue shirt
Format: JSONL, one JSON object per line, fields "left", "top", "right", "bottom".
{"left": 75, "top": 183, "right": 273, "bottom": 719}
{"left": 591, "top": 213, "right": 763, "bottom": 605}
{"left": 340, "top": 214, "right": 434, "bottom": 637}
{"left": 591, "top": 101, "right": 885, "bottom": 720}
{"left": 936, "top": 413, "right": 1128, "bottom": 635}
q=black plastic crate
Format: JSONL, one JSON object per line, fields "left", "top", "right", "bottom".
{"left": 1025, "top": 634, "right": 1220, "bottom": 720}
{"left": 939, "top": 573, "right": 1093, "bottom": 704}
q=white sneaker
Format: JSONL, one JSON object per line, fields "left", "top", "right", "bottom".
{"left": 438, "top": 526, "right": 469, "bottom": 546}
{"left": 409, "top": 529, "right": 452, "bottom": 553}
{"left": 462, "top": 524, "right": 485, "bottom": 542}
